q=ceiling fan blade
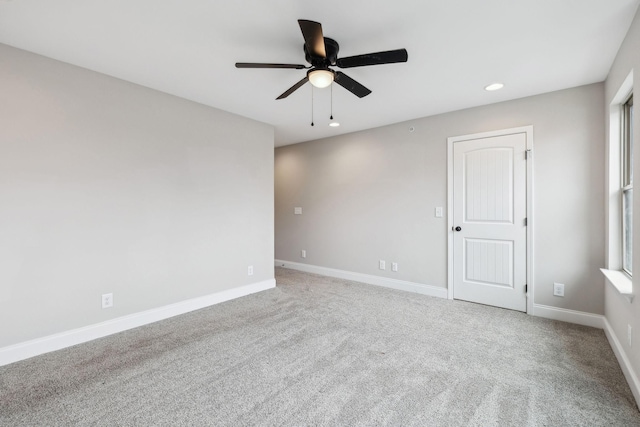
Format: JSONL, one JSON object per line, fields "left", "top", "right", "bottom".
{"left": 236, "top": 62, "right": 306, "bottom": 69}
{"left": 276, "top": 76, "right": 309, "bottom": 100}
{"left": 298, "top": 19, "right": 326, "bottom": 59}
{"left": 336, "top": 49, "right": 408, "bottom": 68}
{"left": 334, "top": 72, "right": 371, "bottom": 98}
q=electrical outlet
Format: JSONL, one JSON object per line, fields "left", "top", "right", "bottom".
{"left": 391, "top": 262, "right": 398, "bottom": 272}
{"left": 435, "top": 207, "right": 443, "bottom": 218}
{"left": 553, "top": 282, "right": 564, "bottom": 297}
{"left": 629, "top": 324, "right": 633, "bottom": 347}
{"left": 294, "top": 207, "right": 302, "bottom": 215}
{"left": 301, "top": 250, "right": 306, "bottom": 258}
{"left": 248, "top": 265, "right": 254, "bottom": 276}
{"left": 379, "top": 260, "right": 386, "bottom": 270}
{"left": 101, "top": 293, "right": 113, "bottom": 309}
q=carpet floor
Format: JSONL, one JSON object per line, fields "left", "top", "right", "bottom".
{"left": 1, "top": 267, "right": 639, "bottom": 426}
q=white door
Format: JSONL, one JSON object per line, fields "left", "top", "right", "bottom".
{"left": 451, "top": 131, "right": 528, "bottom": 312}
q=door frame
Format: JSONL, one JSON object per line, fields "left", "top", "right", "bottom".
{"left": 446, "top": 126, "right": 534, "bottom": 314}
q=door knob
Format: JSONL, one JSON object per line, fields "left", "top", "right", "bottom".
{"left": 454, "top": 226, "right": 462, "bottom": 232}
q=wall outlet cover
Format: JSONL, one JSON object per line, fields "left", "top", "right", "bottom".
{"left": 553, "top": 282, "right": 565, "bottom": 297}
{"left": 101, "top": 293, "right": 113, "bottom": 309}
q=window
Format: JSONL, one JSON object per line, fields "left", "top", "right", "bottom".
{"left": 622, "top": 94, "right": 633, "bottom": 276}
{"left": 603, "top": 72, "right": 633, "bottom": 299}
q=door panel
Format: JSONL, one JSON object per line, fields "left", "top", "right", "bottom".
{"left": 453, "top": 133, "right": 527, "bottom": 312}
{"left": 464, "top": 148, "right": 513, "bottom": 223}
{"left": 465, "top": 238, "right": 512, "bottom": 287}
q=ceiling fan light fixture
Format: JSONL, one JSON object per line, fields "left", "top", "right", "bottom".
{"left": 238, "top": 20, "right": 406, "bottom": 100}
{"left": 308, "top": 69, "right": 334, "bottom": 88}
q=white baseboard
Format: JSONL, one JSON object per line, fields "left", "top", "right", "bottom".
{"left": 603, "top": 318, "right": 640, "bottom": 409}
{"left": 0, "top": 279, "right": 275, "bottom": 367}
{"left": 532, "top": 303, "right": 605, "bottom": 329}
{"left": 275, "top": 259, "right": 448, "bottom": 299}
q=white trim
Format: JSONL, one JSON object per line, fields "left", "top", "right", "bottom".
{"left": 0, "top": 279, "right": 275, "bottom": 367}
{"left": 447, "top": 126, "right": 534, "bottom": 314}
{"left": 603, "top": 317, "right": 640, "bottom": 408}
{"left": 275, "top": 260, "right": 448, "bottom": 299}
{"left": 447, "top": 138, "right": 454, "bottom": 300}
{"left": 532, "top": 303, "right": 604, "bottom": 329}
{"left": 601, "top": 268, "right": 634, "bottom": 303}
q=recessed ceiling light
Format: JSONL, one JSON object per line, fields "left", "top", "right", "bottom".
{"left": 485, "top": 83, "right": 504, "bottom": 91}
{"left": 329, "top": 122, "right": 340, "bottom": 127}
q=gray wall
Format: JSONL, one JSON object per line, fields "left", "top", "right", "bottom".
{"left": 276, "top": 83, "right": 605, "bottom": 314}
{"left": 604, "top": 8, "right": 640, "bottom": 384}
{"left": 0, "top": 44, "right": 274, "bottom": 348}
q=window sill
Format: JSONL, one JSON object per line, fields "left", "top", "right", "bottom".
{"left": 601, "top": 268, "right": 634, "bottom": 303}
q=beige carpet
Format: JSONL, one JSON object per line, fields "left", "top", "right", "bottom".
{"left": 1, "top": 267, "right": 639, "bottom": 426}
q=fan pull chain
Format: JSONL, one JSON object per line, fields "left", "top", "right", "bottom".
{"left": 330, "top": 83, "right": 333, "bottom": 120}
{"left": 311, "top": 85, "right": 314, "bottom": 126}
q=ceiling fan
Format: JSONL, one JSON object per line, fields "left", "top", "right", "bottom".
{"left": 236, "top": 19, "right": 408, "bottom": 100}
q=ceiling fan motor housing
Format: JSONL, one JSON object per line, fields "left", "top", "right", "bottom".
{"left": 305, "top": 37, "right": 339, "bottom": 67}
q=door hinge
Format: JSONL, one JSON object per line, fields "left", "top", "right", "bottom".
{"left": 524, "top": 218, "right": 527, "bottom": 226}
{"left": 525, "top": 284, "right": 528, "bottom": 293}
{"left": 525, "top": 149, "right": 532, "bottom": 159}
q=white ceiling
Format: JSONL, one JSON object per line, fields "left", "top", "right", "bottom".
{"left": 1, "top": 0, "right": 638, "bottom": 147}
